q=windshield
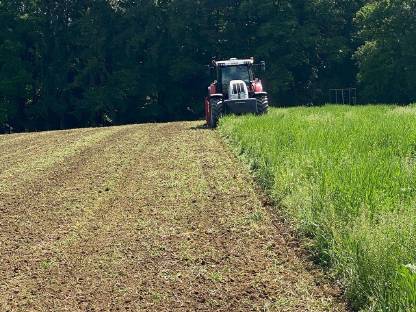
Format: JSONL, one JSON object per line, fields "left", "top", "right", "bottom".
{"left": 220, "top": 65, "right": 251, "bottom": 85}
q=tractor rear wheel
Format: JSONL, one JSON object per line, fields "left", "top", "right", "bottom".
{"left": 256, "top": 96, "right": 269, "bottom": 115}
{"left": 209, "top": 98, "right": 223, "bottom": 128}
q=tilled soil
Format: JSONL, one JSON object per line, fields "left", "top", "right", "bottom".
{"left": 0, "top": 122, "right": 345, "bottom": 311}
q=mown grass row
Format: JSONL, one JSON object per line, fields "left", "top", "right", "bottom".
{"left": 219, "top": 105, "right": 416, "bottom": 311}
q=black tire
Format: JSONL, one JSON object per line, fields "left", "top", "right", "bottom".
{"left": 256, "top": 95, "right": 269, "bottom": 115}
{"left": 209, "top": 98, "right": 223, "bottom": 128}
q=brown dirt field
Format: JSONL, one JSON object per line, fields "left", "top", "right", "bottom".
{"left": 0, "top": 122, "right": 346, "bottom": 311}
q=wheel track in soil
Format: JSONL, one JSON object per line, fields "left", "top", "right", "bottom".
{"left": 0, "top": 126, "right": 147, "bottom": 307}
{"left": 0, "top": 128, "right": 102, "bottom": 169}
{"left": 0, "top": 122, "right": 346, "bottom": 312}
{"left": 0, "top": 127, "right": 118, "bottom": 191}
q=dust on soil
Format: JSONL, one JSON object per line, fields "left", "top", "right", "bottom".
{"left": 0, "top": 122, "right": 346, "bottom": 311}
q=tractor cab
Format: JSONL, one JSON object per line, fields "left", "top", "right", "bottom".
{"left": 205, "top": 57, "right": 268, "bottom": 128}
{"left": 216, "top": 59, "right": 254, "bottom": 96}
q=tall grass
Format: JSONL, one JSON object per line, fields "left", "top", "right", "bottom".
{"left": 219, "top": 105, "right": 416, "bottom": 311}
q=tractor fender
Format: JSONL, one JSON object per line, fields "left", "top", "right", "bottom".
{"left": 251, "top": 80, "right": 264, "bottom": 93}
{"left": 208, "top": 82, "right": 217, "bottom": 95}
{"left": 209, "top": 94, "right": 223, "bottom": 99}
{"left": 254, "top": 92, "right": 268, "bottom": 97}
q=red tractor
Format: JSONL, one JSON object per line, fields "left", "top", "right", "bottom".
{"left": 205, "top": 57, "right": 269, "bottom": 128}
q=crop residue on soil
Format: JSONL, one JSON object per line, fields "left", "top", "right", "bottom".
{"left": 0, "top": 122, "right": 345, "bottom": 311}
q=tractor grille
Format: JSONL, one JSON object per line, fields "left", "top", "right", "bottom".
{"left": 232, "top": 82, "right": 246, "bottom": 96}
{"left": 229, "top": 80, "right": 249, "bottom": 100}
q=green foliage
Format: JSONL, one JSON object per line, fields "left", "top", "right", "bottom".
{"left": 0, "top": 0, "right": 414, "bottom": 132}
{"left": 0, "top": 0, "right": 367, "bottom": 132}
{"left": 392, "top": 265, "right": 416, "bottom": 311}
{"left": 220, "top": 105, "right": 416, "bottom": 311}
{"left": 0, "top": 1, "right": 32, "bottom": 129}
{"left": 355, "top": 0, "right": 416, "bottom": 103}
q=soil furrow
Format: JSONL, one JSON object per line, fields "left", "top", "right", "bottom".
{"left": 0, "top": 127, "right": 119, "bottom": 194}
{"left": 0, "top": 128, "right": 99, "bottom": 167}
{"left": 0, "top": 126, "right": 150, "bottom": 311}
{"left": 0, "top": 122, "right": 345, "bottom": 312}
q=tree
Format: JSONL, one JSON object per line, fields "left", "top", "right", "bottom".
{"left": 0, "top": 1, "right": 32, "bottom": 130}
{"left": 355, "top": 0, "right": 416, "bottom": 103}
{"left": 4, "top": 0, "right": 415, "bottom": 133}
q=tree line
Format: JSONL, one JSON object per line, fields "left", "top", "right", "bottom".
{"left": 0, "top": 0, "right": 415, "bottom": 132}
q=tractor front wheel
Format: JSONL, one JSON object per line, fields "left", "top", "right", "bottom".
{"left": 209, "top": 98, "right": 223, "bottom": 128}
{"left": 256, "top": 96, "right": 269, "bottom": 115}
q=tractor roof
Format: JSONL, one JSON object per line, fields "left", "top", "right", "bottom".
{"left": 215, "top": 58, "right": 254, "bottom": 67}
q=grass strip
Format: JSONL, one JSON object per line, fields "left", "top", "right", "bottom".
{"left": 219, "top": 105, "right": 416, "bottom": 311}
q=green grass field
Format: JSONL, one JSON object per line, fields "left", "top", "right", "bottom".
{"left": 219, "top": 105, "right": 416, "bottom": 311}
